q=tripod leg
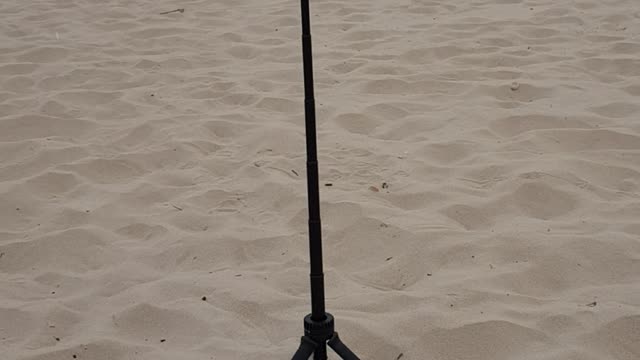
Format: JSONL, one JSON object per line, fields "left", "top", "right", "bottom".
{"left": 328, "top": 332, "right": 360, "bottom": 360}
{"left": 292, "top": 336, "right": 317, "bottom": 360}
{"left": 313, "top": 341, "right": 328, "bottom": 360}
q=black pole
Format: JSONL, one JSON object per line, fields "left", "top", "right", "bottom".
{"left": 301, "top": 0, "right": 326, "bottom": 323}
{"left": 292, "top": 1, "right": 360, "bottom": 359}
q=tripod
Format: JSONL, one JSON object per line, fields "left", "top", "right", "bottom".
{"left": 291, "top": 1, "right": 360, "bottom": 359}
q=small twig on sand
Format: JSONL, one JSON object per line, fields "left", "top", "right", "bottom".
{"left": 171, "top": 204, "right": 183, "bottom": 211}
{"left": 159, "top": 8, "right": 185, "bottom": 15}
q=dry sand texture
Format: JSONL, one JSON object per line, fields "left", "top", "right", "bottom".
{"left": 1, "top": 0, "right": 640, "bottom": 359}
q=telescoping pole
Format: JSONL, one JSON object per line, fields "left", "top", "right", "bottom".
{"left": 300, "top": 0, "right": 326, "bottom": 323}
{"left": 292, "top": 1, "right": 360, "bottom": 359}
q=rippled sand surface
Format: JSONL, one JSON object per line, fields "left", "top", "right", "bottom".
{"left": 1, "top": 0, "right": 639, "bottom": 359}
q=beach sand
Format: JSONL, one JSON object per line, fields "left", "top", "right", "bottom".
{"left": 1, "top": 0, "right": 639, "bottom": 359}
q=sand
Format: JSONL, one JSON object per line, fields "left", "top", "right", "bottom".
{"left": 1, "top": 0, "right": 639, "bottom": 359}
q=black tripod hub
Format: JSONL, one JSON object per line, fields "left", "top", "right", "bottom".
{"left": 291, "top": 0, "right": 360, "bottom": 359}
{"left": 292, "top": 314, "right": 359, "bottom": 359}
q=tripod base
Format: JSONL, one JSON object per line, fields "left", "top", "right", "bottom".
{"left": 292, "top": 313, "right": 360, "bottom": 360}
